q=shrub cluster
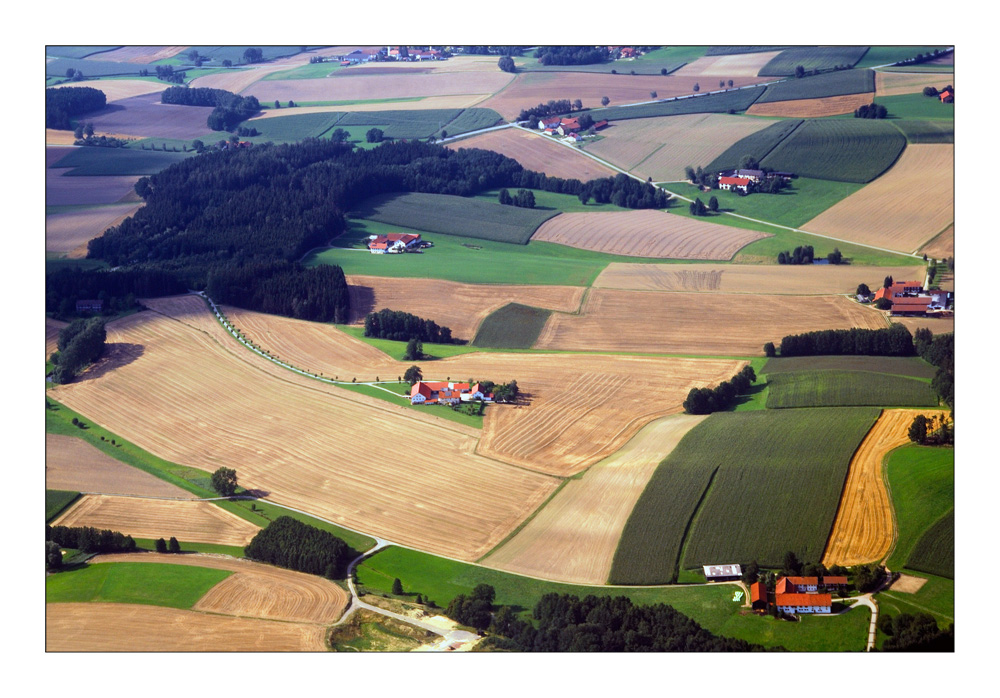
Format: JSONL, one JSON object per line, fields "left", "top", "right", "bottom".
{"left": 364, "top": 308, "right": 457, "bottom": 344}
{"left": 683, "top": 365, "right": 757, "bottom": 415}
{"left": 578, "top": 174, "right": 670, "bottom": 209}
{"left": 46, "top": 524, "right": 137, "bottom": 554}
{"left": 778, "top": 325, "right": 915, "bottom": 358}
{"left": 777, "top": 245, "right": 814, "bottom": 264}
{"left": 854, "top": 103, "right": 888, "bottom": 119}
{"left": 51, "top": 317, "right": 106, "bottom": 383}
{"left": 46, "top": 86, "right": 107, "bottom": 130}
{"left": 498, "top": 188, "right": 535, "bottom": 208}
{"left": 445, "top": 584, "right": 495, "bottom": 630}
{"left": 243, "top": 517, "right": 354, "bottom": 578}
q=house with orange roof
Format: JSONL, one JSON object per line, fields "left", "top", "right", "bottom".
{"left": 939, "top": 88, "right": 953, "bottom": 102}
{"left": 775, "top": 592, "right": 832, "bottom": 615}
{"left": 719, "top": 176, "right": 751, "bottom": 193}
{"left": 750, "top": 582, "right": 768, "bottom": 612}
{"left": 410, "top": 381, "right": 493, "bottom": 405}
{"left": 368, "top": 233, "right": 422, "bottom": 254}
{"left": 557, "top": 118, "right": 581, "bottom": 135}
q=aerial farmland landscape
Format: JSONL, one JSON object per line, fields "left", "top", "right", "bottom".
{"left": 44, "top": 42, "right": 958, "bottom": 658}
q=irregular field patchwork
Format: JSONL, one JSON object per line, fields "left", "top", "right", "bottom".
{"left": 673, "top": 51, "right": 784, "bottom": 77}
{"left": 243, "top": 71, "right": 515, "bottom": 103}
{"left": 447, "top": 128, "right": 618, "bottom": 181}
{"left": 46, "top": 433, "right": 189, "bottom": 497}
{"left": 745, "top": 93, "right": 874, "bottom": 118}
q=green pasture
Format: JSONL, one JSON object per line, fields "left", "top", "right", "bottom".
{"left": 759, "top": 47, "right": 870, "bottom": 76}
{"left": 584, "top": 87, "right": 767, "bottom": 122}
{"left": 131, "top": 539, "right": 246, "bottom": 558}
{"left": 885, "top": 445, "right": 954, "bottom": 572}
{"left": 473, "top": 303, "right": 551, "bottom": 349}
{"left": 906, "top": 510, "right": 953, "bottom": 579}
{"left": 877, "top": 571, "right": 953, "bottom": 631}
{"left": 338, "top": 326, "right": 481, "bottom": 360}
{"left": 46, "top": 561, "right": 231, "bottom": 609}
{"left": 762, "top": 356, "right": 936, "bottom": 379}
{"left": 765, "top": 370, "right": 939, "bottom": 409}
{"left": 756, "top": 69, "right": 874, "bottom": 103}
{"left": 261, "top": 61, "right": 346, "bottom": 80}
{"left": 855, "top": 47, "right": 952, "bottom": 69}
{"left": 875, "top": 93, "right": 954, "bottom": 120}
{"left": 46, "top": 490, "right": 81, "bottom": 522}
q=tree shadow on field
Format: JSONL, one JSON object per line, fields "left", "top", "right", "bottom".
{"left": 74, "top": 342, "right": 144, "bottom": 383}
{"left": 240, "top": 489, "right": 270, "bottom": 499}
{"left": 729, "top": 382, "right": 767, "bottom": 409}
{"left": 348, "top": 284, "right": 375, "bottom": 322}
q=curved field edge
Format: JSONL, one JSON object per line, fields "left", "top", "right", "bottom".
{"left": 45, "top": 561, "right": 232, "bottom": 609}
{"left": 884, "top": 444, "right": 954, "bottom": 572}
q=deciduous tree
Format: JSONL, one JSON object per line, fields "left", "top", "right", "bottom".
{"left": 403, "top": 365, "right": 422, "bottom": 385}
{"left": 211, "top": 467, "right": 238, "bottom": 496}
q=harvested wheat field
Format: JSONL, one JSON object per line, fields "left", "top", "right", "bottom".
{"left": 593, "top": 262, "right": 923, "bottom": 295}
{"left": 50, "top": 295, "right": 559, "bottom": 560}
{"left": 46, "top": 171, "right": 140, "bottom": 206}
{"left": 46, "top": 318, "right": 68, "bottom": 359}
{"left": 242, "top": 71, "right": 515, "bottom": 103}
{"left": 46, "top": 434, "right": 188, "bottom": 497}
{"left": 531, "top": 210, "right": 769, "bottom": 260}
{"left": 57, "top": 78, "right": 166, "bottom": 102}
{"left": 673, "top": 51, "right": 784, "bottom": 77}
{"left": 94, "top": 553, "right": 350, "bottom": 624}
{"left": 53, "top": 494, "right": 261, "bottom": 546}
{"left": 46, "top": 130, "right": 78, "bottom": 146}
{"left": 480, "top": 73, "right": 766, "bottom": 121}
{"left": 46, "top": 203, "right": 142, "bottom": 256}
{"left": 875, "top": 72, "right": 954, "bottom": 97}
{"left": 87, "top": 46, "right": 187, "bottom": 63}
{"left": 745, "top": 92, "right": 874, "bottom": 118}
{"left": 46, "top": 603, "right": 329, "bottom": 651}
{"left": 823, "top": 409, "right": 951, "bottom": 567}
{"left": 535, "top": 289, "right": 887, "bottom": 355}
{"left": 447, "top": 128, "right": 617, "bottom": 180}
{"left": 345, "top": 275, "right": 585, "bottom": 339}
{"left": 482, "top": 413, "right": 708, "bottom": 583}
{"left": 584, "top": 113, "right": 775, "bottom": 181}
{"left": 802, "top": 144, "right": 954, "bottom": 253}
{"left": 890, "top": 314, "right": 954, "bottom": 336}
{"left": 919, "top": 224, "right": 954, "bottom": 261}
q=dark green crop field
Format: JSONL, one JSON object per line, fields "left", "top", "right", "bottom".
{"left": 760, "top": 119, "right": 907, "bottom": 182}
{"left": 891, "top": 120, "right": 954, "bottom": 144}
{"left": 854, "top": 47, "right": 951, "bottom": 69}
{"left": 764, "top": 370, "right": 939, "bottom": 409}
{"left": 757, "top": 69, "right": 875, "bottom": 103}
{"left": 46, "top": 490, "right": 81, "bottom": 523}
{"left": 885, "top": 445, "right": 954, "bottom": 572}
{"left": 581, "top": 87, "right": 766, "bottom": 122}
{"left": 759, "top": 47, "right": 870, "bottom": 76}
{"left": 336, "top": 108, "right": 502, "bottom": 139}
{"left": 473, "top": 303, "right": 552, "bottom": 349}
{"left": 354, "top": 192, "right": 559, "bottom": 245}
{"left": 241, "top": 111, "right": 346, "bottom": 142}
{"left": 906, "top": 510, "right": 954, "bottom": 579}
{"left": 705, "top": 119, "right": 803, "bottom": 173}
{"left": 762, "top": 355, "right": 936, "bottom": 380}
{"left": 50, "top": 147, "right": 192, "bottom": 176}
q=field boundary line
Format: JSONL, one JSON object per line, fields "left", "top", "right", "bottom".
{"left": 475, "top": 477, "right": 572, "bottom": 563}
{"left": 879, "top": 590, "right": 953, "bottom": 621}
{"left": 672, "top": 466, "right": 720, "bottom": 581}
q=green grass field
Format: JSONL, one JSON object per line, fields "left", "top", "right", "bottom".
{"left": 885, "top": 445, "right": 954, "bottom": 572}
{"left": 877, "top": 571, "right": 953, "bottom": 631}
{"left": 854, "top": 47, "right": 952, "bottom": 69}
{"left": 611, "top": 407, "right": 880, "bottom": 584}
{"left": 46, "top": 490, "right": 81, "bottom": 522}
{"left": 239, "top": 111, "right": 346, "bottom": 143}
{"left": 890, "top": 120, "right": 954, "bottom": 144}
{"left": 758, "top": 47, "right": 870, "bottom": 76}
{"left": 705, "top": 119, "right": 803, "bottom": 173}
{"left": 260, "top": 61, "right": 345, "bottom": 80}
{"left": 756, "top": 69, "right": 875, "bottom": 102}
{"left": 762, "top": 355, "right": 936, "bottom": 380}
{"left": 906, "top": 510, "right": 953, "bottom": 579}
{"left": 584, "top": 87, "right": 767, "bottom": 122}
{"left": 472, "top": 303, "right": 551, "bottom": 349}
{"left": 875, "top": 93, "right": 955, "bottom": 120}
{"left": 46, "top": 561, "right": 231, "bottom": 608}
{"left": 764, "top": 370, "right": 939, "bottom": 409}
{"left": 50, "top": 147, "right": 192, "bottom": 175}
{"left": 338, "top": 326, "right": 481, "bottom": 361}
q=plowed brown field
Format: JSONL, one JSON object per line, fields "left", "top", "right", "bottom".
{"left": 49, "top": 296, "right": 559, "bottom": 559}
{"left": 344, "top": 275, "right": 585, "bottom": 339}
{"left": 46, "top": 603, "right": 329, "bottom": 651}
{"left": 480, "top": 73, "right": 766, "bottom": 121}
{"left": 94, "top": 553, "right": 350, "bottom": 624}
{"left": 593, "top": 262, "right": 924, "bottom": 295}
{"left": 46, "top": 203, "right": 142, "bottom": 256}
{"left": 46, "top": 318, "right": 68, "bottom": 358}
{"left": 919, "top": 224, "right": 954, "bottom": 261}
{"left": 535, "top": 289, "right": 888, "bottom": 355}
{"left": 482, "top": 413, "right": 708, "bottom": 583}
{"left": 673, "top": 51, "right": 784, "bottom": 77}
{"left": 875, "top": 72, "right": 954, "bottom": 97}
{"left": 822, "top": 409, "right": 951, "bottom": 567}
{"left": 46, "top": 434, "right": 189, "bottom": 497}
{"left": 46, "top": 171, "right": 140, "bottom": 206}
{"left": 446, "top": 128, "right": 617, "bottom": 181}
{"left": 531, "top": 210, "right": 769, "bottom": 260}
{"left": 242, "top": 71, "right": 515, "bottom": 102}
{"left": 584, "top": 113, "right": 775, "bottom": 181}
{"left": 52, "top": 494, "right": 261, "bottom": 546}
{"left": 802, "top": 144, "right": 954, "bottom": 253}
{"left": 745, "top": 92, "right": 874, "bottom": 118}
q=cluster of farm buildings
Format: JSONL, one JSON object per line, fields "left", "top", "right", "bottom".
{"left": 704, "top": 565, "right": 847, "bottom": 615}
{"left": 538, "top": 116, "right": 609, "bottom": 143}
{"left": 337, "top": 47, "right": 445, "bottom": 66}
{"left": 410, "top": 381, "right": 493, "bottom": 405}
{"left": 869, "top": 279, "right": 953, "bottom": 317}
{"left": 717, "top": 169, "right": 794, "bottom": 193}
{"left": 367, "top": 233, "right": 431, "bottom": 254}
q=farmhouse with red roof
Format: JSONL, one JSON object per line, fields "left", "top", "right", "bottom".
{"left": 410, "top": 381, "right": 493, "bottom": 405}
{"left": 873, "top": 279, "right": 952, "bottom": 316}
{"left": 368, "top": 233, "right": 422, "bottom": 254}
{"left": 775, "top": 592, "right": 832, "bottom": 615}
{"left": 719, "top": 176, "right": 751, "bottom": 193}
{"left": 750, "top": 582, "right": 768, "bottom": 612}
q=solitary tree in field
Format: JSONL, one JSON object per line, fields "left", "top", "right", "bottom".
{"left": 764, "top": 342, "right": 776, "bottom": 357}
{"left": 274, "top": 100, "right": 281, "bottom": 109}
{"left": 168, "top": 537, "right": 181, "bottom": 553}
{"left": 794, "top": 65, "right": 805, "bottom": 79}
{"left": 403, "top": 365, "right": 422, "bottom": 386}
{"left": 719, "top": 80, "right": 725, "bottom": 88}
{"left": 693, "top": 83, "right": 700, "bottom": 92}
{"left": 243, "top": 48, "right": 264, "bottom": 64}
{"left": 211, "top": 467, "right": 238, "bottom": 497}
{"left": 708, "top": 196, "right": 719, "bottom": 212}
{"left": 222, "top": 59, "right": 232, "bottom": 68}
{"left": 573, "top": 99, "right": 583, "bottom": 110}
{"left": 908, "top": 414, "right": 928, "bottom": 444}
{"left": 404, "top": 338, "right": 423, "bottom": 361}
{"left": 660, "top": 68, "right": 668, "bottom": 75}
{"left": 366, "top": 127, "right": 385, "bottom": 143}
{"left": 84, "top": 123, "right": 94, "bottom": 138}
{"left": 601, "top": 96, "right": 610, "bottom": 107}
{"left": 498, "top": 56, "right": 516, "bottom": 73}
{"left": 728, "top": 79, "right": 734, "bottom": 88}
{"left": 74, "top": 124, "right": 84, "bottom": 139}
{"left": 392, "top": 578, "right": 404, "bottom": 595}
{"left": 650, "top": 91, "right": 657, "bottom": 99}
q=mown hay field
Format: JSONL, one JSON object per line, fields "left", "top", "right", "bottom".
{"left": 610, "top": 407, "right": 880, "bottom": 584}
{"left": 875, "top": 71, "right": 954, "bottom": 97}
{"left": 802, "top": 144, "right": 953, "bottom": 252}
{"left": 447, "top": 128, "right": 618, "bottom": 181}
{"left": 472, "top": 303, "right": 552, "bottom": 349}
{"left": 50, "top": 295, "right": 559, "bottom": 560}
{"left": 46, "top": 433, "right": 189, "bottom": 497}
{"left": 46, "top": 603, "right": 329, "bottom": 651}
{"left": 759, "top": 47, "right": 870, "bottom": 76}
{"left": 483, "top": 414, "right": 708, "bottom": 584}
{"left": 52, "top": 494, "right": 262, "bottom": 546}
{"left": 530, "top": 210, "right": 769, "bottom": 260}
{"left": 673, "top": 51, "right": 783, "bottom": 77}
{"left": 583, "top": 113, "right": 775, "bottom": 181}
{"left": 822, "top": 409, "right": 951, "bottom": 567}
{"left": 593, "top": 262, "right": 921, "bottom": 295}
{"left": 745, "top": 92, "right": 874, "bottom": 118}
{"left": 765, "top": 371, "right": 940, "bottom": 409}
{"left": 535, "top": 289, "right": 887, "bottom": 356}
{"left": 46, "top": 203, "right": 142, "bottom": 256}
{"left": 345, "top": 274, "right": 584, "bottom": 341}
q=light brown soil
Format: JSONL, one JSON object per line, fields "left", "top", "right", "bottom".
{"left": 51, "top": 78, "right": 166, "bottom": 102}
{"left": 46, "top": 130, "right": 79, "bottom": 146}
{"left": 919, "top": 224, "right": 954, "bottom": 261}
{"left": 673, "top": 51, "right": 785, "bottom": 77}
{"left": 46, "top": 203, "right": 142, "bottom": 256}
{"left": 46, "top": 318, "right": 68, "bottom": 359}
{"left": 482, "top": 413, "right": 708, "bottom": 583}
{"left": 535, "top": 289, "right": 888, "bottom": 355}
{"left": 802, "top": 144, "right": 954, "bottom": 254}
{"left": 593, "top": 262, "right": 924, "bottom": 295}
{"left": 822, "top": 409, "right": 951, "bottom": 567}
{"left": 52, "top": 494, "right": 261, "bottom": 546}
{"left": 890, "top": 314, "right": 954, "bottom": 335}
{"left": 247, "top": 94, "right": 491, "bottom": 119}
{"left": 46, "top": 603, "right": 329, "bottom": 651}
{"left": 46, "top": 433, "right": 189, "bottom": 497}
{"left": 531, "top": 210, "right": 769, "bottom": 260}
{"left": 350, "top": 55, "right": 505, "bottom": 74}
{"left": 50, "top": 296, "right": 559, "bottom": 560}
{"left": 875, "top": 72, "right": 954, "bottom": 97}
{"left": 890, "top": 573, "right": 929, "bottom": 593}
{"left": 242, "top": 71, "right": 515, "bottom": 103}
{"left": 446, "top": 128, "right": 617, "bottom": 181}
{"left": 344, "top": 275, "right": 585, "bottom": 340}
{"left": 745, "top": 92, "right": 875, "bottom": 118}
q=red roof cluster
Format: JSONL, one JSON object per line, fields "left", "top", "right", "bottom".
{"left": 369, "top": 233, "right": 420, "bottom": 251}
{"left": 720, "top": 176, "right": 751, "bottom": 187}
{"left": 750, "top": 582, "right": 767, "bottom": 605}
{"left": 775, "top": 593, "right": 832, "bottom": 608}
{"left": 410, "top": 381, "right": 492, "bottom": 404}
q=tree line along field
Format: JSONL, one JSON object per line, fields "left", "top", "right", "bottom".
{"left": 764, "top": 371, "right": 940, "bottom": 409}
{"left": 610, "top": 407, "right": 880, "bottom": 584}
{"left": 354, "top": 192, "right": 559, "bottom": 245}
{"left": 758, "top": 47, "right": 871, "bottom": 76}
{"left": 447, "top": 128, "right": 619, "bottom": 181}
{"left": 472, "top": 303, "right": 552, "bottom": 349}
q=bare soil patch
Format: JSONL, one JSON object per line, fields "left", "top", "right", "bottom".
{"left": 483, "top": 414, "right": 708, "bottom": 583}
{"left": 447, "top": 129, "right": 617, "bottom": 181}
{"left": 822, "top": 409, "right": 951, "bottom": 567}
{"left": 531, "top": 210, "right": 769, "bottom": 260}
{"left": 535, "top": 289, "right": 888, "bottom": 356}
{"left": 890, "top": 573, "right": 929, "bottom": 593}
{"left": 890, "top": 314, "right": 953, "bottom": 336}
{"left": 745, "top": 92, "right": 874, "bottom": 118}
{"left": 802, "top": 144, "right": 954, "bottom": 253}
{"left": 919, "top": 224, "right": 954, "bottom": 261}
{"left": 875, "top": 72, "right": 954, "bottom": 97}
{"left": 673, "top": 51, "right": 784, "bottom": 77}
{"left": 46, "top": 434, "right": 188, "bottom": 497}
{"left": 46, "top": 603, "right": 329, "bottom": 651}
{"left": 243, "top": 71, "right": 515, "bottom": 103}
{"left": 53, "top": 494, "right": 261, "bottom": 546}
{"left": 46, "top": 203, "right": 141, "bottom": 256}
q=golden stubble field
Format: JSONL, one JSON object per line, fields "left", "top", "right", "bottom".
{"left": 52, "top": 494, "right": 262, "bottom": 546}
{"left": 531, "top": 210, "right": 770, "bottom": 260}
{"left": 46, "top": 318, "right": 68, "bottom": 358}
{"left": 482, "top": 413, "right": 708, "bottom": 583}
{"left": 46, "top": 203, "right": 142, "bottom": 257}
{"left": 345, "top": 275, "right": 585, "bottom": 340}
{"left": 745, "top": 93, "right": 875, "bottom": 118}
{"left": 535, "top": 289, "right": 888, "bottom": 355}
{"left": 672, "top": 51, "right": 784, "bottom": 77}
{"left": 919, "top": 224, "right": 954, "bottom": 261}
{"left": 802, "top": 144, "right": 954, "bottom": 254}
{"left": 46, "top": 433, "right": 189, "bottom": 497}
{"left": 447, "top": 128, "right": 618, "bottom": 181}
{"left": 822, "top": 409, "right": 951, "bottom": 567}
{"left": 49, "top": 295, "right": 559, "bottom": 560}
{"left": 875, "top": 71, "right": 954, "bottom": 97}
